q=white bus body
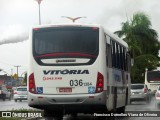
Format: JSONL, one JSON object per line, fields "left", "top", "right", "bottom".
{"left": 28, "top": 24, "right": 131, "bottom": 116}
{"left": 145, "top": 70, "right": 160, "bottom": 94}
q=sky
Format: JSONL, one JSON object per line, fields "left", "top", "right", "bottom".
{"left": 0, "top": 0, "right": 160, "bottom": 76}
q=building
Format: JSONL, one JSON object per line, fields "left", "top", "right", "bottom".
{"left": 0, "top": 75, "right": 23, "bottom": 89}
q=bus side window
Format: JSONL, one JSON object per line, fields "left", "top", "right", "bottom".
{"left": 106, "top": 43, "right": 108, "bottom": 66}
{"left": 111, "top": 40, "right": 116, "bottom": 68}
{"left": 106, "top": 44, "right": 112, "bottom": 67}
{"left": 123, "top": 48, "right": 126, "bottom": 71}
{"left": 105, "top": 35, "right": 112, "bottom": 67}
{"left": 119, "top": 46, "right": 123, "bottom": 70}
{"left": 116, "top": 43, "right": 120, "bottom": 69}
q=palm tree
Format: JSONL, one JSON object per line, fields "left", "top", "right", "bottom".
{"left": 115, "top": 12, "right": 158, "bottom": 56}
{"left": 114, "top": 12, "right": 160, "bottom": 82}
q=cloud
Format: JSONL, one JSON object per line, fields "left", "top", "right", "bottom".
{"left": 0, "top": 25, "right": 29, "bottom": 45}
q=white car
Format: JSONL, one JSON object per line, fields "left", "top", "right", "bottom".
{"left": 130, "top": 84, "right": 151, "bottom": 104}
{"left": 155, "top": 86, "right": 160, "bottom": 106}
{"left": 13, "top": 86, "right": 27, "bottom": 102}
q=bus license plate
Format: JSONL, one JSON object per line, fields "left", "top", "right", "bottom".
{"left": 59, "top": 88, "right": 72, "bottom": 93}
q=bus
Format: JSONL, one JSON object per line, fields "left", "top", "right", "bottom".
{"left": 145, "top": 69, "right": 160, "bottom": 95}
{"left": 28, "top": 24, "right": 131, "bottom": 118}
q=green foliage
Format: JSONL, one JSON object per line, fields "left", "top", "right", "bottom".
{"left": 114, "top": 12, "right": 160, "bottom": 83}
{"left": 22, "top": 73, "right": 27, "bottom": 85}
{"left": 131, "top": 54, "right": 160, "bottom": 83}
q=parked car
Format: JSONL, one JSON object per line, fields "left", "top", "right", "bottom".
{"left": 13, "top": 86, "right": 27, "bottom": 102}
{"left": 155, "top": 86, "right": 160, "bottom": 106}
{"left": 0, "top": 85, "right": 11, "bottom": 101}
{"left": 130, "top": 84, "right": 151, "bottom": 104}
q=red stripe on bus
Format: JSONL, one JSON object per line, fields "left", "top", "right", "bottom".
{"left": 34, "top": 52, "right": 97, "bottom": 58}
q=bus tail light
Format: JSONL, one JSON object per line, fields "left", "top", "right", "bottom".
{"left": 156, "top": 93, "right": 160, "bottom": 97}
{"left": 96, "top": 72, "right": 104, "bottom": 93}
{"left": 29, "top": 73, "right": 37, "bottom": 94}
{"left": 144, "top": 88, "right": 147, "bottom": 93}
{"left": 153, "top": 90, "right": 157, "bottom": 94}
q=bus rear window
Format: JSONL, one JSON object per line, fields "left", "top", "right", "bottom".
{"left": 33, "top": 27, "right": 99, "bottom": 57}
{"left": 147, "top": 71, "right": 160, "bottom": 83}
{"left": 131, "top": 85, "right": 144, "bottom": 89}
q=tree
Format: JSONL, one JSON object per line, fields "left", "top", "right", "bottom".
{"left": 114, "top": 12, "right": 160, "bottom": 83}
{"left": 22, "top": 73, "right": 27, "bottom": 85}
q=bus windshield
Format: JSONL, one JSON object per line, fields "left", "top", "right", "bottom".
{"left": 33, "top": 27, "right": 99, "bottom": 57}
{"left": 147, "top": 71, "right": 160, "bottom": 83}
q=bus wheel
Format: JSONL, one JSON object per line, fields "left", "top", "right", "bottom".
{"left": 125, "top": 88, "right": 128, "bottom": 105}
{"left": 54, "top": 116, "right": 63, "bottom": 120}
{"left": 113, "top": 87, "right": 117, "bottom": 113}
{"left": 71, "top": 113, "right": 77, "bottom": 118}
{"left": 44, "top": 110, "right": 54, "bottom": 120}
{"left": 53, "top": 112, "right": 63, "bottom": 120}
{"left": 117, "top": 106, "right": 125, "bottom": 114}
{"left": 44, "top": 110, "right": 63, "bottom": 120}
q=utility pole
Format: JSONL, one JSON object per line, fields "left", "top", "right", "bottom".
{"left": 35, "top": 0, "right": 43, "bottom": 25}
{"left": 14, "top": 65, "right": 21, "bottom": 87}
{"left": 11, "top": 69, "right": 13, "bottom": 76}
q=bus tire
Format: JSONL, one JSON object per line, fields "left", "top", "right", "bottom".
{"left": 44, "top": 110, "right": 63, "bottom": 120}
{"left": 71, "top": 113, "right": 77, "bottom": 118}
{"left": 113, "top": 87, "right": 117, "bottom": 113}
{"left": 125, "top": 88, "right": 128, "bottom": 105}
{"left": 44, "top": 110, "right": 52, "bottom": 117}
{"left": 117, "top": 106, "right": 125, "bottom": 114}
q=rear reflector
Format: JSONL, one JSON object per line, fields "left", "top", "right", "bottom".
{"left": 38, "top": 96, "right": 44, "bottom": 99}
{"left": 89, "top": 96, "right": 94, "bottom": 98}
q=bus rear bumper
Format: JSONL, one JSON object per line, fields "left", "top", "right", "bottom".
{"left": 28, "top": 91, "right": 107, "bottom": 113}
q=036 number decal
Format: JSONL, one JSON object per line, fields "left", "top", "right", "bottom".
{"left": 69, "top": 80, "right": 92, "bottom": 86}
{"left": 70, "top": 79, "right": 83, "bottom": 86}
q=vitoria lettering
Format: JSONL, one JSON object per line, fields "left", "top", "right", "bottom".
{"left": 43, "top": 70, "right": 89, "bottom": 75}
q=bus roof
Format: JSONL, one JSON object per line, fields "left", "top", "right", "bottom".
{"left": 32, "top": 23, "right": 128, "bottom": 48}
{"left": 103, "top": 27, "right": 128, "bottom": 48}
